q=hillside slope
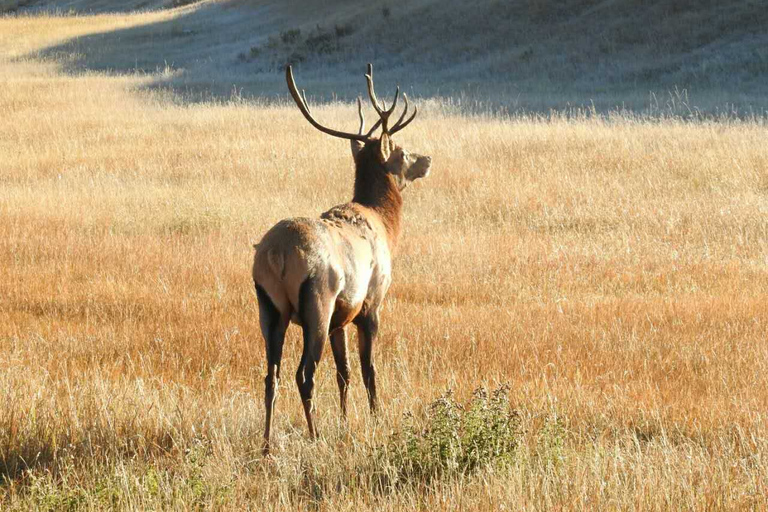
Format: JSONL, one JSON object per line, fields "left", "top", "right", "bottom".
{"left": 10, "top": 0, "right": 768, "bottom": 113}
{"left": 1, "top": 0, "right": 185, "bottom": 12}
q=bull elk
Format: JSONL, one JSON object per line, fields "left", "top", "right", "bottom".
{"left": 252, "top": 64, "right": 431, "bottom": 455}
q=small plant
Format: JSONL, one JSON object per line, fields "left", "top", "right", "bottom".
{"left": 280, "top": 28, "right": 302, "bottom": 45}
{"left": 286, "top": 51, "right": 306, "bottom": 66}
{"left": 265, "top": 35, "right": 281, "bottom": 50}
{"left": 305, "top": 30, "right": 336, "bottom": 55}
{"left": 334, "top": 23, "right": 355, "bottom": 38}
{"left": 520, "top": 47, "right": 534, "bottom": 63}
{"left": 536, "top": 412, "right": 567, "bottom": 470}
{"left": 383, "top": 385, "right": 520, "bottom": 485}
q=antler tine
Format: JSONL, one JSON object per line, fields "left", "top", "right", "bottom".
{"left": 390, "top": 92, "right": 410, "bottom": 132}
{"left": 302, "top": 90, "right": 311, "bottom": 113}
{"left": 365, "top": 64, "right": 383, "bottom": 115}
{"left": 357, "top": 95, "right": 385, "bottom": 137}
{"left": 365, "top": 63, "right": 400, "bottom": 133}
{"left": 356, "top": 97, "right": 364, "bottom": 135}
{"left": 286, "top": 65, "right": 371, "bottom": 143}
{"left": 357, "top": 97, "right": 383, "bottom": 138}
{"left": 357, "top": 87, "right": 383, "bottom": 137}
{"left": 383, "top": 86, "right": 400, "bottom": 118}
{"left": 389, "top": 104, "right": 418, "bottom": 136}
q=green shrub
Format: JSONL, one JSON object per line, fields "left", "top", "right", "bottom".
{"left": 383, "top": 385, "right": 520, "bottom": 485}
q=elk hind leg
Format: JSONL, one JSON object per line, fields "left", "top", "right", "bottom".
{"left": 296, "top": 275, "right": 335, "bottom": 439}
{"left": 355, "top": 310, "right": 380, "bottom": 413}
{"left": 330, "top": 328, "right": 351, "bottom": 418}
{"left": 256, "top": 285, "right": 289, "bottom": 456}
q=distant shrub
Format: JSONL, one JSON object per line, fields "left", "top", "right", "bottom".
{"left": 286, "top": 51, "right": 306, "bottom": 66}
{"left": 334, "top": 23, "right": 355, "bottom": 38}
{"left": 382, "top": 5, "right": 391, "bottom": 19}
{"left": 242, "top": 22, "right": 354, "bottom": 69}
{"left": 280, "top": 28, "right": 302, "bottom": 45}
{"left": 265, "top": 35, "right": 281, "bottom": 50}
{"left": 306, "top": 30, "right": 336, "bottom": 55}
{"left": 520, "top": 47, "right": 534, "bottom": 62}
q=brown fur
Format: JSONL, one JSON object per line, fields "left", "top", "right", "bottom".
{"left": 254, "top": 68, "right": 431, "bottom": 455}
{"left": 252, "top": 134, "right": 431, "bottom": 455}
{"left": 352, "top": 139, "right": 403, "bottom": 251}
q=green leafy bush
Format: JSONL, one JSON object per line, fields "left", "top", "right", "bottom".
{"left": 383, "top": 385, "right": 520, "bottom": 485}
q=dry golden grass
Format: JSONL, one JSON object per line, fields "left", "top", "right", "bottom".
{"left": 2, "top": 12, "right": 768, "bottom": 511}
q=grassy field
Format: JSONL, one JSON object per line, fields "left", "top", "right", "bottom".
{"left": 2, "top": 7, "right": 768, "bottom": 511}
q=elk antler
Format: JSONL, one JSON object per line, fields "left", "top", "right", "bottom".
{"left": 356, "top": 97, "right": 365, "bottom": 135}
{"left": 357, "top": 96, "right": 387, "bottom": 138}
{"left": 389, "top": 93, "right": 418, "bottom": 135}
{"left": 365, "top": 63, "right": 400, "bottom": 134}
{"left": 286, "top": 64, "right": 417, "bottom": 142}
{"left": 286, "top": 66, "right": 373, "bottom": 143}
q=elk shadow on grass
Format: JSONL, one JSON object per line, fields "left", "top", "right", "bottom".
{"left": 1, "top": 439, "right": 58, "bottom": 484}
{"left": 0, "top": 430, "right": 177, "bottom": 485}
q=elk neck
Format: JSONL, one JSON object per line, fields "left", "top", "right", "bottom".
{"left": 352, "top": 144, "right": 403, "bottom": 250}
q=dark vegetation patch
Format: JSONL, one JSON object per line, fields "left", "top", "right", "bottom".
{"left": 0, "top": 0, "right": 39, "bottom": 13}
{"left": 237, "top": 23, "right": 356, "bottom": 70}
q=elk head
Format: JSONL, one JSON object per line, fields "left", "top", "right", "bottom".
{"left": 286, "top": 64, "right": 431, "bottom": 191}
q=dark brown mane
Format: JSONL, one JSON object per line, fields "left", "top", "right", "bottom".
{"left": 352, "top": 140, "right": 403, "bottom": 249}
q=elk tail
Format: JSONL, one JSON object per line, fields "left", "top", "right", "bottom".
{"left": 266, "top": 249, "right": 286, "bottom": 280}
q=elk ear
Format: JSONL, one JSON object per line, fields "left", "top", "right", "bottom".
{"left": 378, "top": 133, "right": 392, "bottom": 163}
{"left": 351, "top": 140, "right": 364, "bottom": 160}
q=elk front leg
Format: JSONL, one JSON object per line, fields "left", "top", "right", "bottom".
{"left": 330, "top": 328, "right": 351, "bottom": 418}
{"left": 354, "top": 310, "right": 379, "bottom": 413}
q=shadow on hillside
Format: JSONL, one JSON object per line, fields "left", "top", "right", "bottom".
{"left": 30, "top": 3, "right": 287, "bottom": 100}
{"left": 22, "top": 0, "right": 768, "bottom": 116}
{"left": 27, "top": 2, "right": 445, "bottom": 108}
{"left": 17, "top": 2, "right": 625, "bottom": 115}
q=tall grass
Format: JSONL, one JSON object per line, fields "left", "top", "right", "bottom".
{"left": 2, "top": 11, "right": 768, "bottom": 511}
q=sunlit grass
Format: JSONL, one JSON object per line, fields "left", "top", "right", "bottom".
{"left": 2, "top": 11, "right": 768, "bottom": 511}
